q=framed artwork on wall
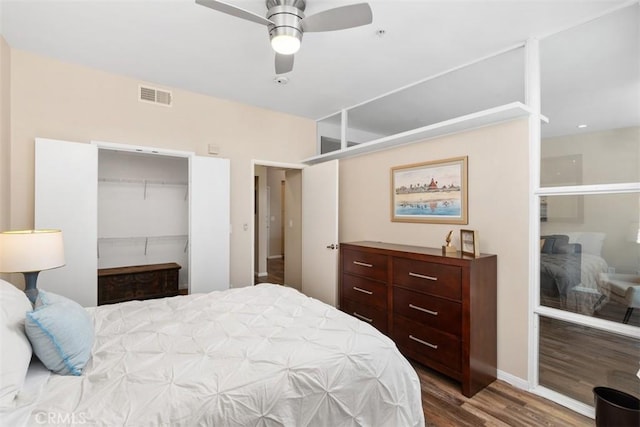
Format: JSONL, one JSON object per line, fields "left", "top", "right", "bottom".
{"left": 391, "top": 156, "right": 468, "bottom": 224}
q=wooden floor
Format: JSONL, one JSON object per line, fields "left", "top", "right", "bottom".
{"left": 414, "top": 362, "right": 593, "bottom": 426}
{"left": 255, "top": 257, "right": 285, "bottom": 285}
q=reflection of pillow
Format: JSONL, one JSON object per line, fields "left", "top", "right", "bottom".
{"left": 25, "top": 291, "right": 93, "bottom": 376}
{"left": 565, "top": 232, "right": 606, "bottom": 256}
{"left": 541, "top": 237, "right": 555, "bottom": 253}
{"left": 0, "top": 279, "right": 33, "bottom": 407}
{"left": 540, "top": 239, "right": 546, "bottom": 251}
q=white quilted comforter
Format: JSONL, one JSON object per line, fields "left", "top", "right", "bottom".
{"left": 25, "top": 284, "right": 424, "bottom": 426}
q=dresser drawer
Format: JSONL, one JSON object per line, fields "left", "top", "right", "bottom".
{"left": 342, "top": 249, "right": 388, "bottom": 282}
{"left": 393, "top": 287, "right": 461, "bottom": 336}
{"left": 340, "top": 298, "right": 388, "bottom": 333}
{"left": 342, "top": 274, "right": 387, "bottom": 310}
{"left": 393, "top": 315, "right": 461, "bottom": 372}
{"left": 393, "top": 257, "right": 461, "bottom": 300}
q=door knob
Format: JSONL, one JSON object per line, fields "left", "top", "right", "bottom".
{"left": 326, "top": 244, "right": 338, "bottom": 250}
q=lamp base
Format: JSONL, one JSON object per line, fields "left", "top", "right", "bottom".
{"left": 23, "top": 271, "right": 40, "bottom": 304}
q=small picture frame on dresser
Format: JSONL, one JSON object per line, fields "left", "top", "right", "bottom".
{"left": 460, "top": 229, "right": 479, "bottom": 257}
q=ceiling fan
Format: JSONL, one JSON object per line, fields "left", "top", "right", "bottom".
{"left": 195, "top": 0, "right": 373, "bottom": 74}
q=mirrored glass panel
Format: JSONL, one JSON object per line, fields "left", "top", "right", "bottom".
{"left": 540, "top": 5, "right": 640, "bottom": 185}
{"left": 539, "top": 316, "right": 639, "bottom": 405}
{"left": 345, "top": 47, "right": 525, "bottom": 144}
{"left": 317, "top": 113, "right": 342, "bottom": 154}
{"left": 539, "top": 193, "right": 640, "bottom": 325}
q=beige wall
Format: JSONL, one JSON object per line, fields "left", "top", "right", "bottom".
{"left": 7, "top": 48, "right": 316, "bottom": 287}
{"left": 1, "top": 37, "right": 10, "bottom": 232}
{"left": 339, "top": 119, "right": 531, "bottom": 379}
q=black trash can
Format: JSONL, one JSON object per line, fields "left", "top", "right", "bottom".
{"left": 593, "top": 387, "right": 640, "bottom": 427}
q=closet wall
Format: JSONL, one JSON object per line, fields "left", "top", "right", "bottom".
{"left": 98, "top": 150, "right": 189, "bottom": 288}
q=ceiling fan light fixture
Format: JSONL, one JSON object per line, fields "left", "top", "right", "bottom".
{"left": 271, "top": 34, "right": 301, "bottom": 55}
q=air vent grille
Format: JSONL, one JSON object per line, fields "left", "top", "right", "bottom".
{"left": 139, "top": 85, "right": 172, "bottom": 106}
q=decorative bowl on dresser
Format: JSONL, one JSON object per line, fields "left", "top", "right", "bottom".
{"left": 339, "top": 241, "right": 497, "bottom": 397}
{"left": 98, "top": 262, "right": 181, "bottom": 305}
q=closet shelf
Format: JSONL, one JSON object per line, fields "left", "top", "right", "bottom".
{"left": 98, "top": 235, "right": 189, "bottom": 257}
{"left": 98, "top": 178, "right": 188, "bottom": 186}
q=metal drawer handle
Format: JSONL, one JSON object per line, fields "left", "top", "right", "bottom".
{"left": 409, "top": 335, "right": 438, "bottom": 349}
{"left": 353, "top": 261, "right": 373, "bottom": 268}
{"left": 353, "top": 286, "right": 373, "bottom": 295}
{"left": 409, "top": 304, "right": 438, "bottom": 316}
{"left": 409, "top": 272, "right": 437, "bottom": 281}
{"left": 353, "top": 312, "right": 373, "bottom": 323}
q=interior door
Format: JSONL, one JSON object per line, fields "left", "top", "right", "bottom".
{"left": 35, "top": 138, "right": 98, "bottom": 307}
{"left": 301, "top": 160, "right": 339, "bottom": 306}
{"left": 190, "top": 155, "right": 230, "bottom": 293}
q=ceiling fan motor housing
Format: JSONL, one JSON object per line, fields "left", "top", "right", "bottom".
{"left": 266, "top": 0, "right": 306, "bottom": 48}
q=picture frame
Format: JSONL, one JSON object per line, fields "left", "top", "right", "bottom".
{"left": 391, "top": 156, "right": 468, "bottom": 224}
{"left": 460, "top": 229, "right": 479, "bottom": 257}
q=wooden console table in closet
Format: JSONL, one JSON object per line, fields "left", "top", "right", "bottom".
{"left": 339, "top": 241, "right": 497, "bottom": 397}
{"left": 98, "top": 262, "right": 181, "bottom": 305}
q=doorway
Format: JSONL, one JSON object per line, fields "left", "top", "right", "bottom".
{"left": 253, "top": 164, "right": 302, "bottom": 290}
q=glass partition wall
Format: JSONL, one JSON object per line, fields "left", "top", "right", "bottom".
{"left": 315, "top": 45, "right": 525, "bottom": 154}
{"left": 537, "top": 4, "right": 640, "bottom": 409}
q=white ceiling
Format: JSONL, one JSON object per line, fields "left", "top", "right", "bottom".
{"left": 1, "top": 0, "right": 637, "bottom": 139}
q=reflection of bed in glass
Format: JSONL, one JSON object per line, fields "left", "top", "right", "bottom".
{"left": 540, "top": 232, "right": 609, "bottom": 307}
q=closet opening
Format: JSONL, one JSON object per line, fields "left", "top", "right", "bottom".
{"left": 97, "top": 149, "right": 189, "bottom": 303}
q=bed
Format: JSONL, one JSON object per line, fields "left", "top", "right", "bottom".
{"left": 540, "top": 232, "right": 609, "bottom": 305}
{"left": 0, "top": 281, "right": 425, "bottom": 426}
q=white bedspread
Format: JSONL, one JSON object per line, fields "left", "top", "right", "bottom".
{"left": 23, "top": 284, "right": 424, "bottom": 426}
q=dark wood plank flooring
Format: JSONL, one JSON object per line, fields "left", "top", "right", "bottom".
{"left": 414, "top": 362, "right": 593, "bottom": 426}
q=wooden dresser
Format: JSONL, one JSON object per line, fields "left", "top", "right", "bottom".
{"left": 98, "top": 262, "right": 181, "bottom": 305}
{"left": 340, "top": 241, "right": 497, "bottom": 397}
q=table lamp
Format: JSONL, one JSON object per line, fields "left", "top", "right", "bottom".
{"left": 0, "top": 229, "right": 65, "bottom": 303}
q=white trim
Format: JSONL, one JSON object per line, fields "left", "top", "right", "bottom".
{"left": 257, "top": 272, "right": 268, "bottom": 277}
{"left": 304, "top": 102, "right": 542, "bottom": 164}
{"left": 536, "top": 306, "right": 640, "bottom": 340}
{"left": 267, "top": 255, "right": 283, "bottom": 260}
{"left": 91, "top": 140, "right": 194, "bottom": 158}
{"left": 536, "top": 182, "right": 640, "bottom": 196}
{"left": 525, "top": 37, "right": 543, "bottom": 395}
{"left": 531, "top": 385, "right": 595, "bottom": 419}
{"left": 496, "top": 369, "right": 529, "bottom": 391}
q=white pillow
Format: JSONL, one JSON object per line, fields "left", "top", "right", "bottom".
{"left": 0, "top": 279, "right": 33, "bottom": 408}
{"left": 565, "top": 232, "right": 606, "bottom": 257}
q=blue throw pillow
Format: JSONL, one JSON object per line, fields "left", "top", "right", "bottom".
{"left": 25, "top": 291, "right": 94, "bottom": 376}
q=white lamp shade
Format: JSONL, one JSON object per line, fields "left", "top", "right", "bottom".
{"left": 0, "top": 229, "right": 65, "bottom": 273}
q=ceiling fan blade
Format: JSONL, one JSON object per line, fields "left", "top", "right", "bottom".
{"left": 195, "top": 0, "right": 274, "bottom": 26}
{"left": 275, "top": 53, "right": 294, "bottom": 74}
{"left": 301, "top": 3, "right": 372, "bottom": 32}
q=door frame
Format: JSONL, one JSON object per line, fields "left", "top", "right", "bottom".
{"left": 250, "top": 160, "right": 305, "bottom": 285}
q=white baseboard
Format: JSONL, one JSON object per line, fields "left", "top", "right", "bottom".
{"left": 267, "top": 255, "right": 283, "bottom": 259}
{"left": 496, "top": 371, "right": 595, "bottom": 419}
{"left": 257, "top": 272, "right": 268, "bottom": 277}
{"left": 497, "top": 369, "right": 529, "bottom": 391}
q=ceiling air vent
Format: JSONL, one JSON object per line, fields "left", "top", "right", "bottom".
{"left": 138, "top": 85, "right": 172, "bottom": 107}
